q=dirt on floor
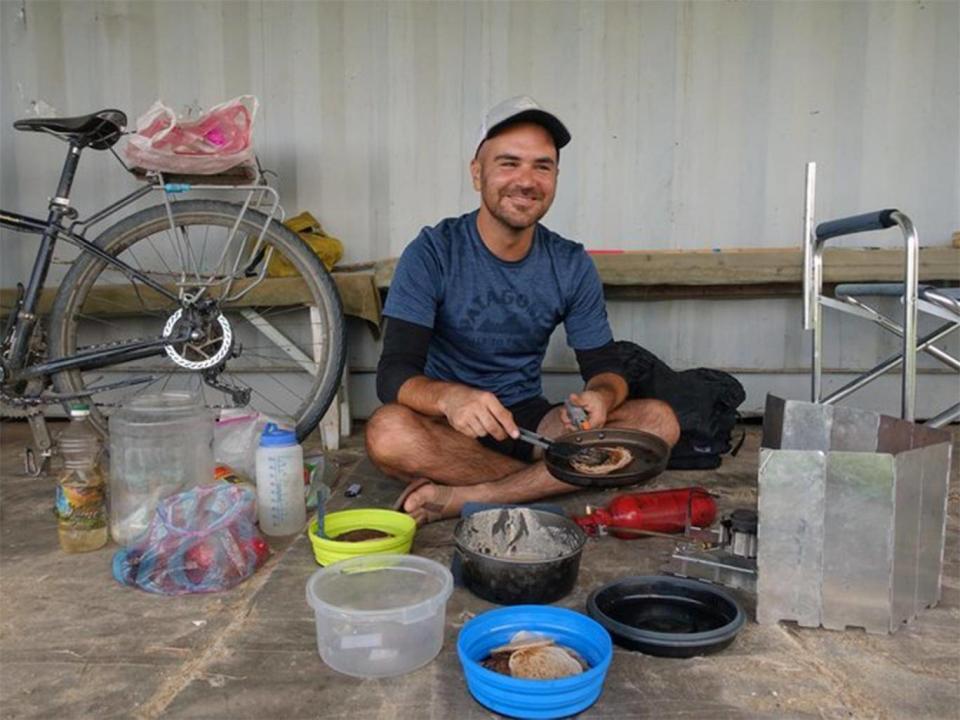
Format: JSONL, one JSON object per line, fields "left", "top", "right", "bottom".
{"left": 0, "top": 419, "right": 957, "bottom": 720}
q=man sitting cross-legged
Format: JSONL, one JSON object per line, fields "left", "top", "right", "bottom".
{"left": 365, "top": 96, "right": 680, "bottom": 524}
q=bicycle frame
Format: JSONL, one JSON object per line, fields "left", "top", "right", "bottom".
{"left": 1, "top": 155, "right": 185, "bottom": 384}
{"left": 2, "top": 129, "right": 289, "bottom": 393}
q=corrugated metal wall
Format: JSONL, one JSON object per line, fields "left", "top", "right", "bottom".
{"left": 3, "top": 0, "right": 958, "bottom": 418}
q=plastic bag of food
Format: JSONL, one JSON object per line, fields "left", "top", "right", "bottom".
{"left": 124, "top": 95, "right": 258, "bottom": 174}
{"left": 214, "top": 410, "right": 270, "bottom": 480}
{"left": 112, "top": 484, "right": 270, "bottom": 595}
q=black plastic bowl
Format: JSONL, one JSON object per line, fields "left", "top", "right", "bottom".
{"left": 586, "top": 575, "right": 745, "bottom": 658}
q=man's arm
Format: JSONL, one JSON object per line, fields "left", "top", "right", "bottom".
{"left": 583, "top": 371, "right": 628, "bottom": 411}
{"left": 566, "top": 342, "right": 628, "bottom": 429}
{"left": 377, "top": 318, "right": 518, "bottom": 440}
{"left": 376, "top": 318, "right": 434, "bottom": 405}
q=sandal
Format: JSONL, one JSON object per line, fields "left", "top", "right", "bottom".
{"left": 392, "top": 478, "right": 457, "bottom": 526}
{"left": 392, "top": 477, "right": 431, "bottom": 511}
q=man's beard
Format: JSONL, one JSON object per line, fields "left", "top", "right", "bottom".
{"left": 486, "top": 190, "right": 550, "bottom": 231}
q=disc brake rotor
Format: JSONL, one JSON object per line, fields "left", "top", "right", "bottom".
{"left": 162, "top": 309, "right": 233, "bottom": 370}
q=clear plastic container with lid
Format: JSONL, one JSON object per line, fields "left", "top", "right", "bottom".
{"left": 255, "top": 423, "right": 305, "bottom": 536}
{"left": 108, "top": 392, "right": 213, "bottom": 545}
{"left": 306, "top": 554, "right": 454, "bottom": 677}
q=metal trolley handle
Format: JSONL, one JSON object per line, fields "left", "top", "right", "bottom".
{"left": 801, "top": 161, "right": 921, "bottom": 421}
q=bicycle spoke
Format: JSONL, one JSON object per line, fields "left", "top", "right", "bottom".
{"left": 199, "top": 224, "right": 212, "bottom": 277}
{"left": 126, "top": 245, "right": 145, "bottom": 273}
{"left": 130, "top": 280, "right": 160, "bottom": 317}
{"left": 264, "top": 371, "right": 308, "bottom": 403}
{"left": 157, "top": 222, "right": 184, "bottom": 278}
{"left": 179, "top": 225, "right": 204, "bottom": 280}
{"left": 257, "top": 305, "right": 311, "bottom": 320}
{"left": 146, "top": 234, "right": 176, "bottom": 278}
{"left": 106, "top": 373, "right": 165, "bottom": 407}
{"left": 73, "top": 312, "right": 144, "bottom": 329}
{"left": 247, "top": 384, "right": 296, "bottom": 419}
{"left": 50, "top": 200, "right": 344, "bottom": 439}
{"left": 233, "top": 349, "right": 314, "bottom": 367}
{"left": 77, "top": 292, "right": 168, "bottom": 318}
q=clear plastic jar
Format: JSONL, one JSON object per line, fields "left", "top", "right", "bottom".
{"left": 108, "top": 392, "right": 213, "bottom": 545}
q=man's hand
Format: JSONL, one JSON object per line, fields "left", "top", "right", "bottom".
{"left": 438, "top": 386, "right": 519, "bottom": 440}
{"left": 563, "top": 372, "right": 628, "bottom": 431}
{"left": 563, "top": 390, "right": 609, "bottom": 431}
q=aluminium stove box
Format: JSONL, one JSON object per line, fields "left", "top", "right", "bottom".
{"left": 757, "top": 395, "right": 953, "bottom": 634}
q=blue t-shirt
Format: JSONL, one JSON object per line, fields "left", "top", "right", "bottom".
{"left": 383, "top": 211, "right": 613, "bottom": 407}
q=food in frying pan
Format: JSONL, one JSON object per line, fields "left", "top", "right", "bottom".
{"left": 569, "top": 445, "right": 634, "bottom": 475}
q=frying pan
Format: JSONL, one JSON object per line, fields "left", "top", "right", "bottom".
{"left": 530, "top": 427, "right": 670, "bottom": 488}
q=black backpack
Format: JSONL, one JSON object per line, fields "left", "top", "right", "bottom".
{"left": 615, "top": 341, "right": 746, "bottom": 469}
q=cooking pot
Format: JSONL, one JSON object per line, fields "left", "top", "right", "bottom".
{"left": 454, "top": 508, "right": 587, "bottom": 605}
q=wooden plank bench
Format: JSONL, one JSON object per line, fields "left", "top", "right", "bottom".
{"left": 4, "top": 243, "right": 957, "bottom": 447}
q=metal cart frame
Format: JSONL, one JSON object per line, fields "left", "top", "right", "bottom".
{"left": 802, "top": 162, "right": 959, "bottom": 426}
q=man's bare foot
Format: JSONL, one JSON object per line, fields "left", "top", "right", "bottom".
{"left": 401, "top": 480, "right": 470, "bottom": 526}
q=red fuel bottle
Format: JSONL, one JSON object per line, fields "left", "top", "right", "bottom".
{"left": 573, "top": 487, "right": 716, "bottom": 539}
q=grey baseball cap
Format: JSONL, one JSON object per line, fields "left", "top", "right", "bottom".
{"left": 475, "top": 95, "right": 571, "bottom": 156}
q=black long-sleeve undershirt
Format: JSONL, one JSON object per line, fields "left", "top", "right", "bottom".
{"left": 376, "top": 317, "right": 627, "bottom": 404}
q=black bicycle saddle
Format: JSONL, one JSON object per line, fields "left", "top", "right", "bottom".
{"left": 13, "top": 109, "right": 127, "bottom": 150}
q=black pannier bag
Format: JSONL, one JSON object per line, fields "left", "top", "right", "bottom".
{"left": 615, "top": 341, "right": 746, "bottom": 470}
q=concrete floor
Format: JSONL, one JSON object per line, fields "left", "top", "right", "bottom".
{"left": 0, "top": 419, "right": 958, "bottom": 720}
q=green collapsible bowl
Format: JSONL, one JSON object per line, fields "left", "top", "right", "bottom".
{"left": 308, "top": 508, "right": 416, "bottom": 566}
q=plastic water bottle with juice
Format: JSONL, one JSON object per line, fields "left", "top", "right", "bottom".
{"left": 255, "top": 423, "right": 306, "bottom": 536}
{"left": 56, "top": 403, "right": 108, "bottom": 552}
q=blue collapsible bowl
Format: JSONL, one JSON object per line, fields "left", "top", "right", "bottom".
{"left": 457, "top": 605, "right": 614, "bottom": 719}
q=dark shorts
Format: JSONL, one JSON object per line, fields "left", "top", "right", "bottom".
{"left": 478, "top": 395, "right": 559, "bottom": 463}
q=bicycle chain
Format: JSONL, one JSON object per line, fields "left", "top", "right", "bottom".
{"left": 1, "top": 335, "right": 246, "bottom": 410}
{"left": 1, "top": 324, "right": 49, "bottom": 414}
{"left": 2, "top": 335, "right": 162, "bottom": 410}
{"left": 0, "top": 387, "right": 46, "bottom": 413}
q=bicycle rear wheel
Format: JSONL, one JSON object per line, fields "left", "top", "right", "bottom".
{"left": 48, "top": 199, "right": 346, "bottom": 441}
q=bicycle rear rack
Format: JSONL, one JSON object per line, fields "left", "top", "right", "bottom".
{"left": 148, "top": 163, "right": 283, "bottom": 305}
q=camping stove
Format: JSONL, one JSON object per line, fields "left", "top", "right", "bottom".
{"left": 664, "top": 508, "right": 758, "bottom": 593}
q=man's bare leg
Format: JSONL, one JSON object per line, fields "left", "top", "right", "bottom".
{"left": 392, "top": 404, "right": 575, "bottom": 523}
{"left": 365, "top": 404, "right": 527, "bottom": 486}
{"left": 396, "top": 398, "right": 680, "bottom": 523}
{"left": 606, "top": 398, "right": 681, "bottom": 443}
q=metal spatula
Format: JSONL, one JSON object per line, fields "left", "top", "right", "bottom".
{"left": 516, "top": 428, "right": 611, "bottom": 465}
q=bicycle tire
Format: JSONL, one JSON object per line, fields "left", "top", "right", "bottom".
{"left": 48, "top": 199, "right": 346, "bottom": 442}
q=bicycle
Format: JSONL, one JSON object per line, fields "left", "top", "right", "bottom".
{"left": 0, "top": 109, "right": 346, "bottom": 474}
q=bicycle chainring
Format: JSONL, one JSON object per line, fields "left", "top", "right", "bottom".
{"left": 1, "top": 325, "right": 50, "bottom": 417}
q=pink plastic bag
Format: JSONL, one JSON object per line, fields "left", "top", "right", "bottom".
{"left": 124, "top": 96, "right": 258, "bottom": 174}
